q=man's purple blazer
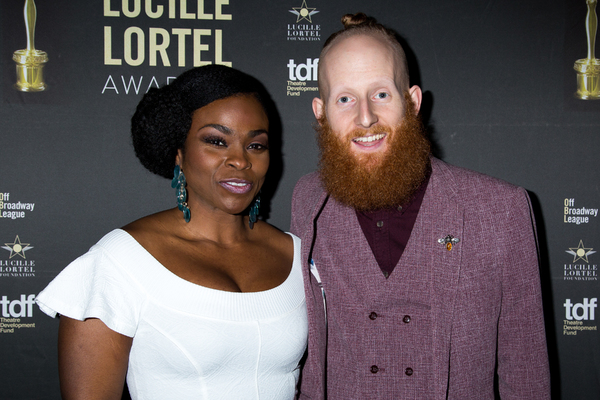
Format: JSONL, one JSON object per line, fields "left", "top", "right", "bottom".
{"left": 291, "top": 157, "right": 550, "bottom": 399}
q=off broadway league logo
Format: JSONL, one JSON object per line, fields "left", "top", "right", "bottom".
{"left": 289, "top": 0, "right": 319, "bottom": 22}
{"left": 2, "top": 236, "right": 33, "bottom": 259}
{"left": 566, "top": 240, "right": 596, "bottom": 263}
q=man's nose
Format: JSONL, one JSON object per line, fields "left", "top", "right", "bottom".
{"left": 355, "top": 99, "right": 378, "bottom": 128}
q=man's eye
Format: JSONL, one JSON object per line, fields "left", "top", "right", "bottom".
{"left": 338, "top": 96, "right": 350, "bottom": 104}
{"left": 375, "top": 92, "right": 389, "bottom": 99}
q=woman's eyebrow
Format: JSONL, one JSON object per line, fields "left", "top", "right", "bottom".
{"left": 199, "top": 123, "right": 232, "bottom": 134}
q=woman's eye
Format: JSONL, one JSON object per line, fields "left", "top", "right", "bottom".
{"left": 204, "top": 137, "right": 226, "bottom": 146}
{"left": 248, "top": 143, "right": 268, "bottom": 151}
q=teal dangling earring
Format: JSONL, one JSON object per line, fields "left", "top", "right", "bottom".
{"left": 171, "top": 165, "right": 191, "bottom": 223}
{"left": 248, "top": 195, "right": 261, "bottom": 229}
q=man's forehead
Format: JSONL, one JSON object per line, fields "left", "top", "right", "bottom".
{"left": 326, "top": 35, "right": 394, "bottom": 63}
{"left": 320, "top": 35, "right": 402, "bottom": 96}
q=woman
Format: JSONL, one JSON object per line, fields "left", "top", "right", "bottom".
{"left": 36, "top": 65, "right": 307, "bottom": 399}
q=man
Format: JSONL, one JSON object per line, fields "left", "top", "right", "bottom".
{"left": 291, "top": 13, "right": 550, "bottom": 399}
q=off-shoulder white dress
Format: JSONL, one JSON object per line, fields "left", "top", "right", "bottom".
{"left": 36, "top": 229, "right": 307, "bottom": 400}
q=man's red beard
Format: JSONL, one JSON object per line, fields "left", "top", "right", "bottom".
{"left": 316, "top": 93, "right": 431, "bottom": 211}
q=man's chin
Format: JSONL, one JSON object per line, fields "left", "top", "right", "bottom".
{"left": 355, "top": 158, "right": 382, "bottom": 172}
{"left": 349, "top": 148, "right": 385, "bottom": 166}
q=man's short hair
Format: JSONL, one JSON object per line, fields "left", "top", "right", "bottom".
{"left": 318, "top": 13, "right": 410, "bottom": 96}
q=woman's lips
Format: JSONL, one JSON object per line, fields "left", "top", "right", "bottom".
{"left": 219, "top": 179, "right": 253, "bottom": 194}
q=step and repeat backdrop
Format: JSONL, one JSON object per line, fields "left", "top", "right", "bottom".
{"left": 1, "top": 0, "right": 598, "bottom": 398}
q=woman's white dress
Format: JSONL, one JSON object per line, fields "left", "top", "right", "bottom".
{"left": 36, "top": 229, "right": 307, "bottom": 399}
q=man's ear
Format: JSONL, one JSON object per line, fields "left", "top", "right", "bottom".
{"left": 312, "top": 97, "right": 325, "bottom": 123}
{"left": 408, "top": 85, "right": 422, "bottom": 114}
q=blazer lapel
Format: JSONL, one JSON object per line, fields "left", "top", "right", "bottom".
{"left": 300, "top": 187, "right": 330, "bottom": 399}
{"left": 412, "top": 158, "right": 464, "bottom": 398}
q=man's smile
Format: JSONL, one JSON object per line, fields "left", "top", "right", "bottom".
{"left": 352, "top": 133, "right": 386, "bottom": 147}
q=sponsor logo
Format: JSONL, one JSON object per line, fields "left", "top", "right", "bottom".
{"left": 2, "top": 235, "right": 33, "bottom": 259}
{"left": 286, "top": 57, "right": 319, "bottom": 97}
{"left": 563, "top": 297, "right": 598, "bottom": 336}
{"left": 563, "top": 240, "right": 597, "bottom": 281}
{"left": 563, "top": 198, "right": 598, "bottom": 225}
{"left": 289, "top": 0, "right": 319, "bottom": 23}
{"left": 287, "top": 1, "right": 321, "bottom": 42}
{"left": 0, "top": 294, "right": 36, "bottom": 334}
{"left": 287, "top": 57, "right": 318, "bottom": 81}
{"left": 0, "top": 192, "right": 35, "bottom": 219}
{"left": 566, "top": 240, "right": 596, "bottom": 263}
{"left": 1, "top": 236, "right": 36, "bottom": 277}
{"left": 564, "top": 297, "right": 597, "bottom": 320}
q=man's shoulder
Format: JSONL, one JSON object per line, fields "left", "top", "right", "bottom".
{"left": 290, "top": 172, "right": 327, "bottom": 234}
{"left": 292, "top": 172, "right": 325, "bottom": 204}
{"left": 294, "top": 171, "right": 322, "bottom": 191}
{"left": 431, "top": 157, "right": 525, "bottom": 201}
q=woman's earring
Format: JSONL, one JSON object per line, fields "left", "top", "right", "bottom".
{"left": 171, "top": 165, "right": 191, "bottom": 223}
{"left": 249, "top": 195, "right": 261, "bottom": 229}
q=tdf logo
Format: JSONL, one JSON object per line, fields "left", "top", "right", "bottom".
{"left": 1, "top": 294, "right": 35, "bottom": 318}
{"left": 287, "top": 58, "right": 319, "bottom": 81}
{"left": 564, "top": 298, "right": 597, "bottom": 320}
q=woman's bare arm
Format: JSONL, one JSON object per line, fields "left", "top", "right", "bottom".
{"left": 58, "top": 316, "right": 133, "bottom": 400}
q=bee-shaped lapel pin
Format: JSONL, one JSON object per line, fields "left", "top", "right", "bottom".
{"left": 438, "top": 235, "right": 460, "bottom": 251}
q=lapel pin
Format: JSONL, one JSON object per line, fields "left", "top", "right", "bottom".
{"left": 438, "top": 235, "right": 460, "bottom": 251}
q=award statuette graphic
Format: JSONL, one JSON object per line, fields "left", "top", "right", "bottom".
{"left": 574, "top": 0, "right": 600, "bottom": 99}
{"left": 12, "top": 0, "right": 48, "bottom": 92}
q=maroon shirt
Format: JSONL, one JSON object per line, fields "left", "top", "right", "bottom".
{"left": 356, "top": 171, "right": 430, "bottom": 278}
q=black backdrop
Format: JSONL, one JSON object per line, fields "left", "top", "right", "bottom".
{"left": 1, "top": 1, "right": 598, "bottom": 398}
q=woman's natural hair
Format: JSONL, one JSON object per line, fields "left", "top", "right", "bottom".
{"left": 131, "top": 65, "right": 270, "bottom": 179}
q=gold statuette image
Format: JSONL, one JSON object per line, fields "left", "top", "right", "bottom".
{"left": 574, "top": 0, "right": 600, "bottom": 99}
{"left": 13, "top": 0, "right": 48, "bottom": 92}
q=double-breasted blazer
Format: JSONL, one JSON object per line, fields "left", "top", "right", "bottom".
{"left": 291, "top": 157, "right": 550, "bottom": 399}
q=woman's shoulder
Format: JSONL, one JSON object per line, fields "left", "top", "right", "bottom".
{"left": 121, "top": 209, "right": 181, "bottom": 247}
{"left": 122, "top": 209, "right": 173, "bottom": 233}
{"left": 249, "top": 221, "right": 295, "bottom": 261}
{"left": 255, "top": 221, "right": 294, "bottom": 243}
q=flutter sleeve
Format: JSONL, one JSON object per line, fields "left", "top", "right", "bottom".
{"left": 36, "top": 229, "right": 145, "bottom": 338}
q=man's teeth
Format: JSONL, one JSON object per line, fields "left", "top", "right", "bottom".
{"left": 353, "top": 133, "right": 385, "bottom": 143}
{"left": 228, "top": 182, "right": 248, "bottom": 187}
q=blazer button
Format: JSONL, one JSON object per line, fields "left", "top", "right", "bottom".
{"left": 369, "top": 312, "right": 378, "bottom": 320}
{"left": 403, "top": 315, "right": 411, "bottom": 323}
{"left": 405, "top": 367, "right": 413, "bottom": 376}
{"left": 370, "top": 365, "right": 379, "bottom": 373}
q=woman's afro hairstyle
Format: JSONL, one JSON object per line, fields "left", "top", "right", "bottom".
{"left": 131, "top": 64, "right": 270, "bottom": 179}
